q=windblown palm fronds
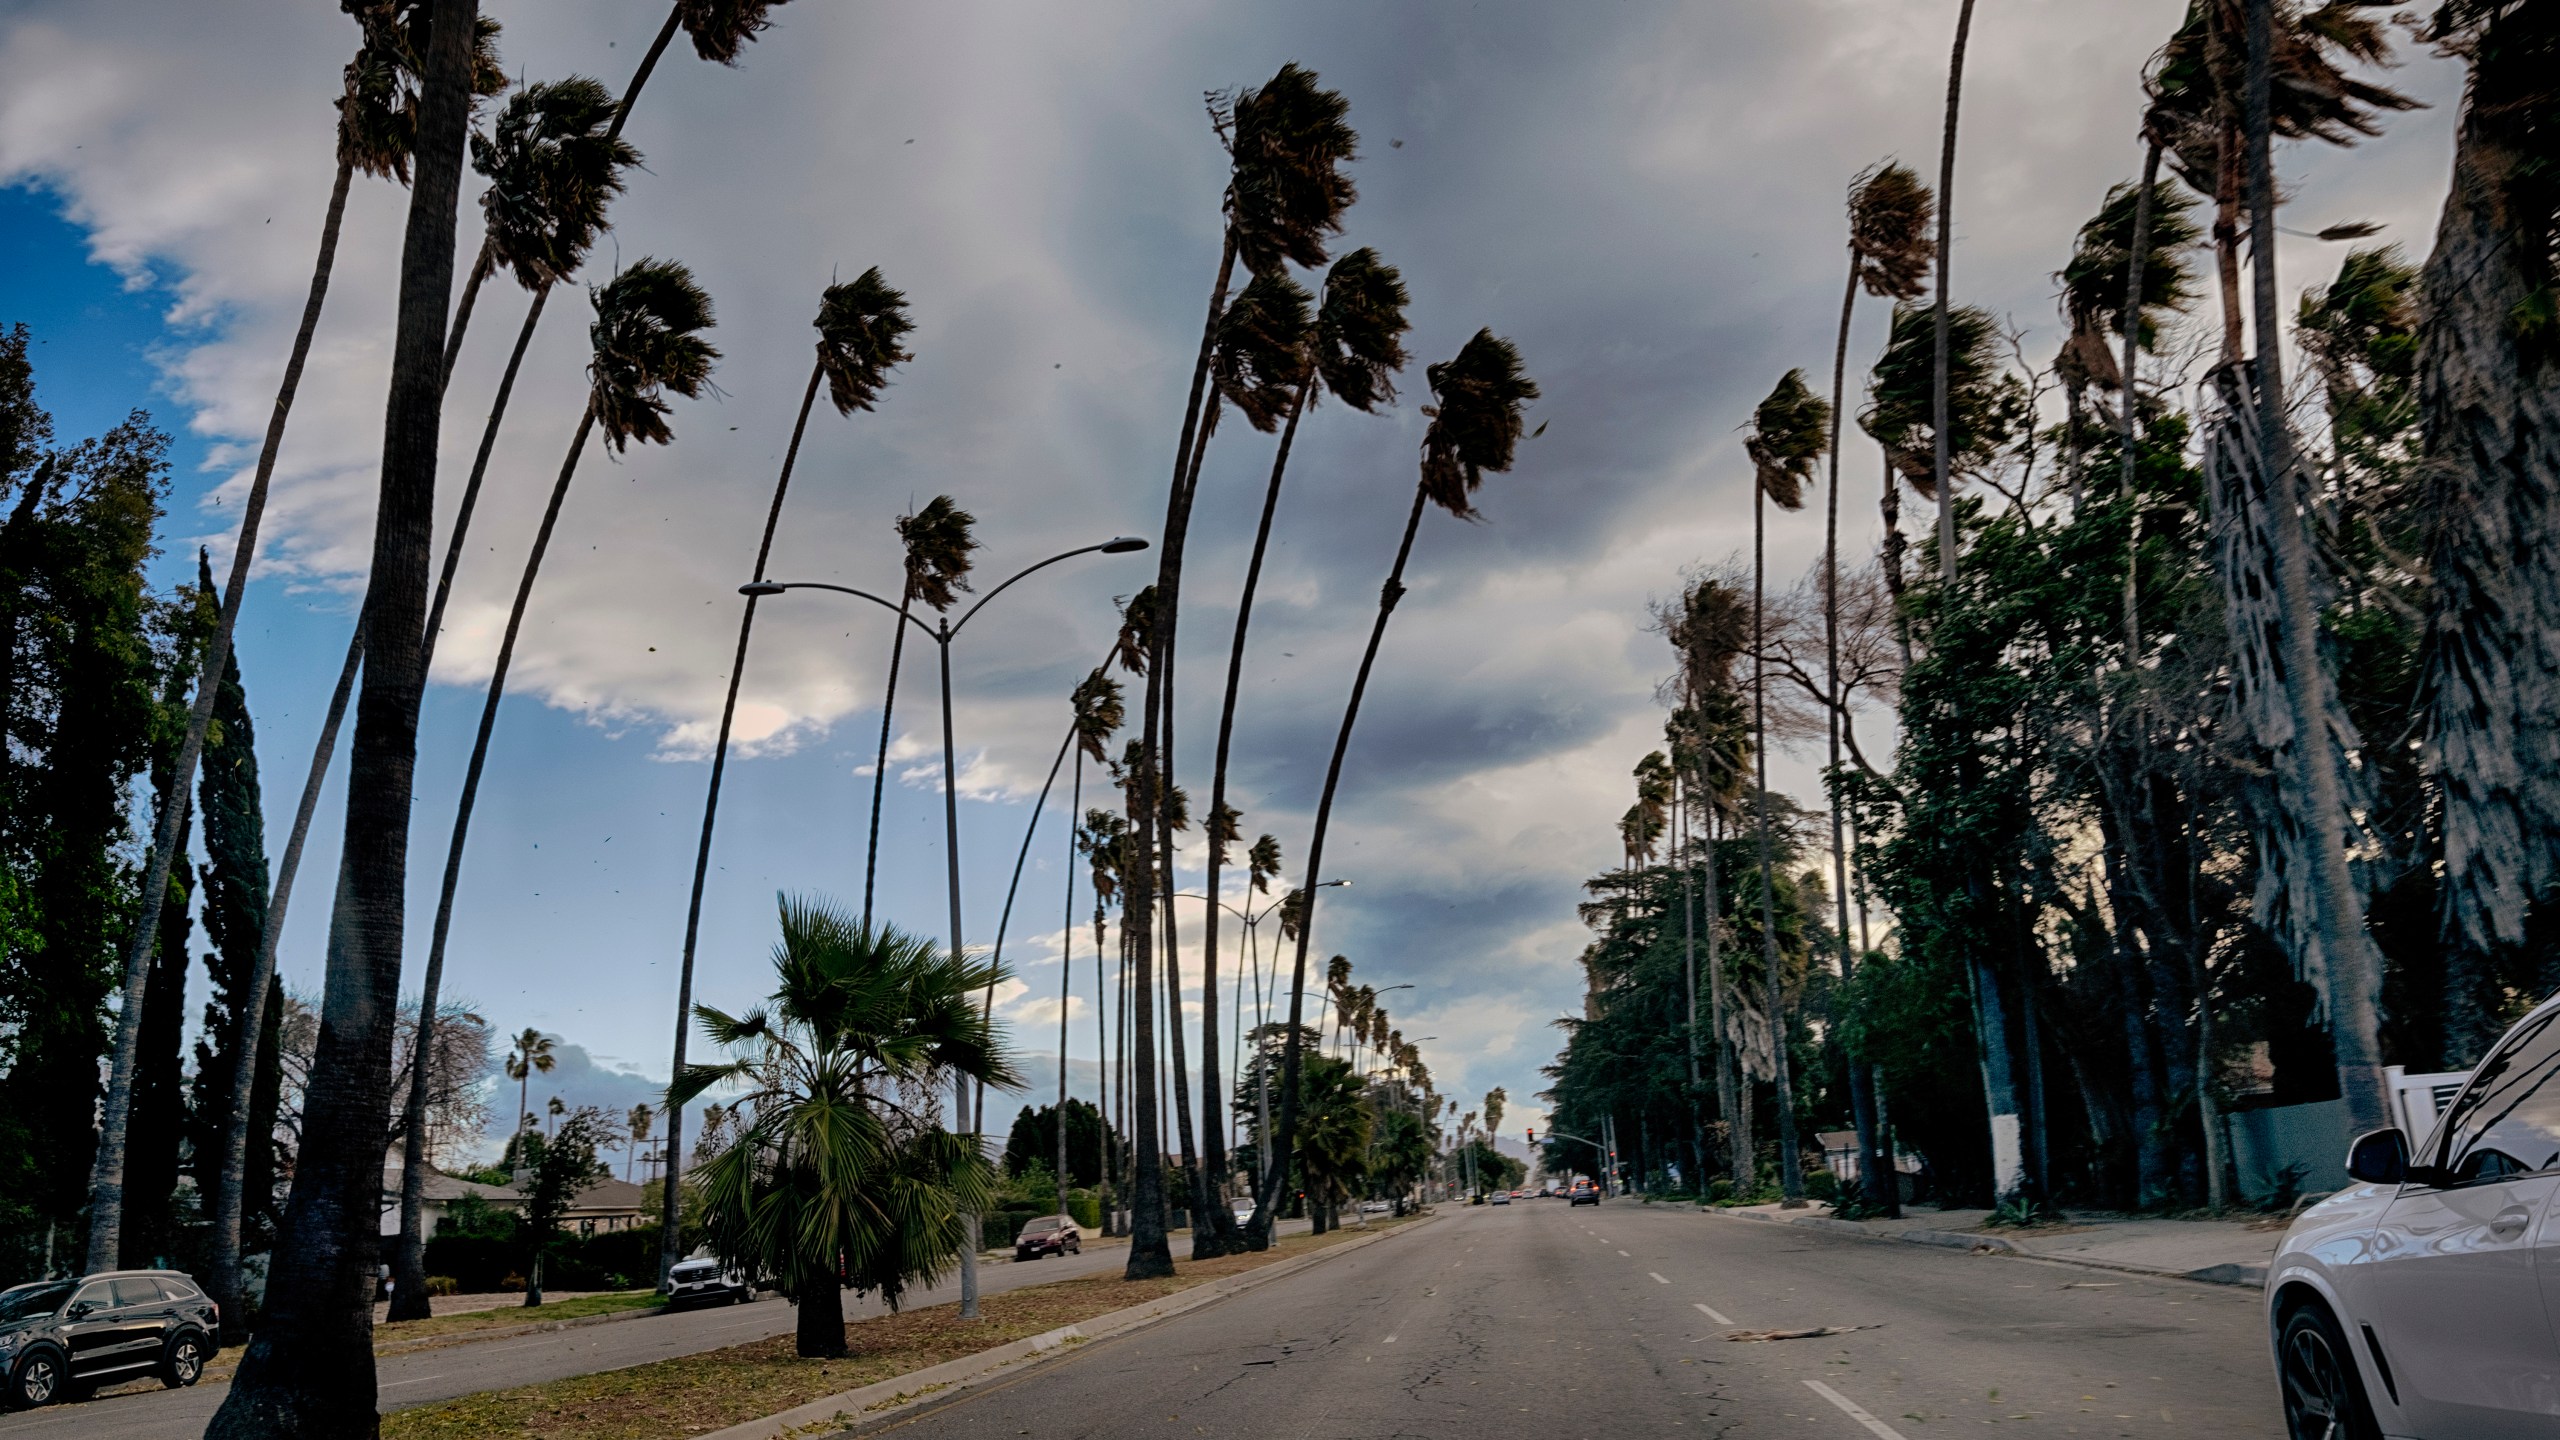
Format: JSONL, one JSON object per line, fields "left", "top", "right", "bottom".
{"left": 588, "top": 259, "right": 720, "bottom": 450}
{"left": 1745, "top": 369, "right": 1830, "bottom": 512}
{"left": 814, "top": 268, "right": 916, "bottom": 415}
{"left": 896, "top": 496, "right": 979, "bottom": 613}
{"left": 1222, "top": 63, "right": 1360, "bottom": 275}
{"left": 1848, "top": 162, "right": 1937, "bottom": 302}
{"left": 473, "top": 78, "right": 639, "bottom": 292}
{"left": 1419, "top": 331, "right": 1540, "bottom": 519}
{"left": 1313, "top": 248, "right": 1412, "bottom": 412}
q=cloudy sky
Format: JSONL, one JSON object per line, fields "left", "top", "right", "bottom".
{"left": 0, "top": 0, "right": 2464, "bottom": 1150}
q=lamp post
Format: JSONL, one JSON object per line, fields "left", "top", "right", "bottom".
{"left": 1176, "top": 880, "right": 1346, "bottom": 1200}
{"left": 746, "top": 534, "right": 1145, "bottom": 1319}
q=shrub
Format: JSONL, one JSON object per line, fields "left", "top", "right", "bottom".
{"left": 1805, "top": 1168, "right": 1840, "bottom": 1203}
{"left": 1065, "top": 1191, "right": 1101, "bottom": 1230}
{"left": 424, "top": 1276, "right": 460, "bottom": 1297}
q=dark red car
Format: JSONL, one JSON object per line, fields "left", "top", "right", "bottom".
{"left": 1013, "top": 1216, "right": 1082, "bottom": 1261}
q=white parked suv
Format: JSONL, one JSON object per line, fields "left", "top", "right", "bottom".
{"left": 2268, "top": 998, "right": 2560, "bottom": 1439}
{"left": 665, "top": 1256, "right": 753, "bottom": 1311}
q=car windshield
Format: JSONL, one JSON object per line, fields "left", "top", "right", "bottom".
{"left": 0, "top": 1282, "right": 73, "bottom": 1323}
{"left": 1022, "top": 1218, "right": 1059, "bottom": 1234}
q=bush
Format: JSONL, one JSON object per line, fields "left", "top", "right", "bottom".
{"left": 1064, "top": 1191, "right": 1101, "bottom": 1230}
{"left": 1805, "top": 1168, "right": 1840, "bottom": 1203}
{"left": 424, "top": 1276, "right": 460, "bottom": 1297}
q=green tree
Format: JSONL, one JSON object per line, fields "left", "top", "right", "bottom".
{"left": 1294, "top": 1055, "right": 1370, "bottom": 1232}
{"left": 674, "top": 899, "right": 1015, "bottom": 1358}
{"left": 514, "top": 1106, "right": 614, "bottom": 1306}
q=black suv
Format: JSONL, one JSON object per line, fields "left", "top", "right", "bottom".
{"left": 0, "top": 1269, "right": 219, "bottom": 1409}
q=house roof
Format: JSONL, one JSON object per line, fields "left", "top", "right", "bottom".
{"left": 379, "top": 1155, "right": 523, "bottom": 1207}
{"left": 564, "top": 1176, "right": 646, "bottom": 1216}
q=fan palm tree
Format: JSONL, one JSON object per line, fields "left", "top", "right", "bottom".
{"left": 2144, "top": 0, "right": 2414, "bottom": 362}
{"left": 507, "top": 1028, "right": 558, "bottom": 1137}
{"left": 384, "top": 260, "right": 716, "bottom": 1313}
{"left": 1259, "top": 331, "right": 1536, "bottom": 1238}
{"left": 1816, "top": 164, "right": 1932, "bottom": 1215}
{"left": 627, "top": 1103, "right": 655, "bottom": 1181}
{"left": 860, "top": 496, "right": 977, "bottom": 926}
{"left": 201, "top": 7, "right": 486, "bottom": 1430}
{"left": 2419, "top": 0, "right": 2560, "bottom": 1063}
{"left": 655, "top": 271, "right": 913, "bottom": 1284}
{"left": 674, "top": 899, "right": 1014, "bottom": 1358}
{"left": 1125, "top": 64, "right": 1358, "bottom": 1282}
{"left": 93, "top": 0, "right": 505, "bottom": 1282}
{"left": 1744, "top": 372, "right": 1826, "bottom": 1207}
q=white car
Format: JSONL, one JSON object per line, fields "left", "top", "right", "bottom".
{"left": 665, "top": 1256, "right": 753, "bottom": 1310}
{"left": 2267, "top": 998, "right": 2560, "bottom": 1439}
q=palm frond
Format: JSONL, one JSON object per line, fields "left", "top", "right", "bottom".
{"left": 814, "top": 267, "right": 916, "bottom": 415}
{"left": 1859, "top": 303, "right": 2026, "bottom": 498}
{"left": 1214, "top": 271, "right": 1315, "bottom": 432}
{"left": 587, "top": 257, "right": 720, "bottom": 451}
{"left": 472, "top": 77, "right": 640, "bottom": 292}
{"left": 1418, "top": 329, "right": 1539, "bottom": 519}
{"left": 1744, "top": 368, "right": 1830, "bottom": 512}
{"left": 1112, "top": 587, "right": 1156, "bottom": 676}
{"left": 1314, "top": 248, "right": 1411, "bottom": 412}
{"left": 676, "top": 0, "right": 791, "bottom": 65}
{"left": 896, "top": 495, "right": 978, "bottom": 612}
{"left": 1847, "top": 162, "right": 1936, "bottom": 303}
{"left": 1071, "top": 668, "right": 1125, "bottom": 763}
{"left": 1225, "top": 62, "right": 1359, "bottom": 275}
{"left": 1247, "top": 833, "right": 1283, "bottom": 892}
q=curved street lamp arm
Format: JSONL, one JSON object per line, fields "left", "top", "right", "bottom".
{"left": 949, "top": 538, "right": 1141, "bottom": 639}
{"left": 746, "top": 581, "right": 940, "bottom": 641}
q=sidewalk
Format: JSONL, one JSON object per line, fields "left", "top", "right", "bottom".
{"left": 1697, "top": 1200, "right": 2285, "bottom": 1287}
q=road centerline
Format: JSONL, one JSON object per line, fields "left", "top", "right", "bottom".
{"left": 1693, "top": 1301, "right": 1734, "bottom": 1326}
{"left": 1804, "top": 1378, "right": 1911, "bottom": 1440}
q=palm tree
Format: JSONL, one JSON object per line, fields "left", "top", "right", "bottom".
{"left": 1744, "top": 371, "right": 1827, "bottom": 1207}
{"left": 1078, "top": 804, "right": 1129, "bottom": 1229}
{"left": 507, "top": 1028, "right": 558, "bottom": 1138}
{"left": 674, "top": 899, "right": 1015, "bottom": 1358}
{"left": 2419, "top": 0, "right": 2560, "bottom": 1064}
{"left": 1126, "top": 64, "right": 1358, "bottom": 1282}
{"left": 1668, "top": 575, "right": 1753, "bottom": 1188}
{"left": 1295, "top": 1054, "right": 1370, "bottom": 1233}
{"left": 1929, "top": 0, "right": 1980, "bottom": 581}
{"left": 89, "top": 0, "right": 505, "bottom": 1280}
{"left": 388, "top": 86, "right": 644, "bottom": 1322}
{"left": 627, "top": 1103, "right": 655, "bottom": 1181}
{"left": 1817, "top": 164, "right": 1932, "bottom": 1216}
{"left": 201, "top": 4, "right": 483, "bottom": 1431}
{"left": 219, "top": 0, "right": 781, "bottom": 1317}
{"left": 384, "top": 260, "right": 713, "bottom": 1316}
{"left": 1260, "top": 330, "right": 1537, "bottom": 1238}
{"left": 859, "top": 496, "right": 977, "bottom": 926}
{"left": 545, "top": 1095, "right": 566, "bottom": 1136}
{"left": 657, "top": 271, "right": 913, "bottom": 1287}
{"left": 2143, "top": 0, "right": 2415, "bottom": 362}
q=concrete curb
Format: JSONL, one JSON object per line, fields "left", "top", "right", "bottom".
{"left": 699, "top": 1214, "right": 1442, "bottom": 1440}
{"left": 1701, "top": 1206, "right": 2267, "bottom": 1288}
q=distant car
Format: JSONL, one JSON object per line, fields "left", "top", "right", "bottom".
{"left": 664, "top": 1257, "right": 752, "bottom": 1310}
{"left": 1014, "top": 1216, "right": 1082, "bottom": 1261}
{"left": 1489, "top": 1190, "right": 1511, "bottom": 1206}
{"left": 0, "top": 1269, "right": 219, "bottom": 1409}
{"left": 1569, "top": 1180, "right": 1600, "bottom": 1207}
{"left": 1231, "top": 1198, "right": 1258, "bottom": 1226}
{"left": 2267, "top": 995, "right": 2560, "bottom": 1440}
{"left": 1359, "top": 1199, "right": 1391, "bottom": 1215}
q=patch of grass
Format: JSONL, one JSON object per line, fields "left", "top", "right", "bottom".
{"left": 382, "top": 1223, "right": 1401, "bottom": 1440}
{"left": 376, "top": 1291, "right": 667, "bottom": 1347}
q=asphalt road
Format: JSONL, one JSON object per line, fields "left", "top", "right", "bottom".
{"left": 877, "top": 1199, "right": 2287, "bottom": 1438}
{"left": 0, "top": 1225, "right": 1307, "bottom": 1440}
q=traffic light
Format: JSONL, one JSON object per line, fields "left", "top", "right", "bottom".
{"left": 1525, "top": 1128, "right": 1536, "bottom": 1145}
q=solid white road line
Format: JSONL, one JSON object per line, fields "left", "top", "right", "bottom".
{"left": 1648, "top": 1272, "right": 1669, "bottom": 1285}
{"left": 1693, "top": 1301, "right": 1733, "bottom": 1326}
{"left": 379, "top": 1374, "right": 448, "bottom": 1389}
{"left": 1804, "top": 1379, "right": 1911, "bottom": 1440}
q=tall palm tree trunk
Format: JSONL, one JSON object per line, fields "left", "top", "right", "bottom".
{"left": 85, "top": 139, "right": 362, "bottom": 1278}
{"left": 1822, "top": 251, "right": 1892, "bottom": 1216}
{"left": 206, "top": 624, "right": 357, "bottom": 1339}
{"left": 2121, "top": 139, "right": 2162, "bottom": 657}
{"left": 2240, "top": 0, "right": 2388, "bottom": 1132}
{"left": 1159, "top": 400, "right": 1222, "bottom": 1256}
{"left": 1753, "top": 474, "right": 1805, "bottom": 1207}
{"left": 1678, "top": 771, "right": 1705, "bottom": 1187}
{"left": 861, "top": 581, "right": 918, "bottom": 928}
{"left": 1931, "top": 0, "right": 1977, "bottom": 581}
{"left": 1260, "top": 486, "right": 1428, "bottom": 1237}
{"left": 1204, "top": 383, "right": 1308, "bottom": 1250}
{"left": 976, "top": 719, "right": 1079, "bottom": 1137}
{"left": 646, "top": 362, "right": 827, "bottom": 1294}
{"left": 1060, "top": 747, "right": 1080, "bottom": 1212}
{"left": 206, "top": 0, "right": 476, "bottom": 1430}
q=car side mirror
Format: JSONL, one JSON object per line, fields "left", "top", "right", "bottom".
{"left": 65, "top": 1302, "right": 93, "bottom": 1320}
{"left": 2346, "top": 1126, "right": 2409, "bottom": 1186}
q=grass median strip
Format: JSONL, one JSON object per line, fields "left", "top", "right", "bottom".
{"left": 376, "top": 1290, "right": 668, "bottom": 1347}
{"left": 382, "top": 1221, "right": 1406, "bottom": 1440}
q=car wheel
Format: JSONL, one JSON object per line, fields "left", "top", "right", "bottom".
{"left": 160, "top": 1333, "right": 207, "bottom": 1389}
{"left": 6, "top": 1352, "right": 64, "bottom": 1411}
{"left": 2277, "top": 1302, "right": 2382, "bottom": 1440}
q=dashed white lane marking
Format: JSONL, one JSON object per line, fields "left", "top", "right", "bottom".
{"left": 1693, "top": 1301, "right": 1733, "bottom": 1325}
{"left": 1805, "top": 1379, "right": 1911, "bottom": 1440}
{"left": 1384, "top": 1335, "right": 1397, "bottom": 1343}
{"left": 1648, "top": 1271, "right": 1669, "bottom": 1284}
{"left": 380, "top": 1374, "right": 448, "bottom": 1389}
{"left": 1617, "top": 1249, "right": 1631, "bottom": 1257}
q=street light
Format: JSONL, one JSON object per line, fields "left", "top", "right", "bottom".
{"left": 747, "top": 534, "right": 1146, "bottom": 1319}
